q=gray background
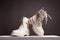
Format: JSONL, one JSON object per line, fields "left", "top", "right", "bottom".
{"left": 0, "top": 0, "right": 60, "bottom": 36}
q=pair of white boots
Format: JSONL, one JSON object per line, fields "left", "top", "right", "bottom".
{"left": 11, "top": 9, "right": 52, "bottom": 37}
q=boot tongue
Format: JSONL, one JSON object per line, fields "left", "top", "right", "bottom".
{"left": 23, "top": 17, "right": 29, "bottom": 24}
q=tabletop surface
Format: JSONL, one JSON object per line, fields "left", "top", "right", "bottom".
{"left": 0, "top": 35, "right": 60, "bottom": 40}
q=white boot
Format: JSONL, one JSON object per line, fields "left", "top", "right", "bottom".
{"left": 28, "top": 9, "right": 48, "bottom": 36}
{"left": 11, "top": 17, "right": 30, "bottom": 37}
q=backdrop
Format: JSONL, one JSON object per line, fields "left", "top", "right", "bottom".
{"left": 0, "top": 0, "right": 60, "bottom": 36}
